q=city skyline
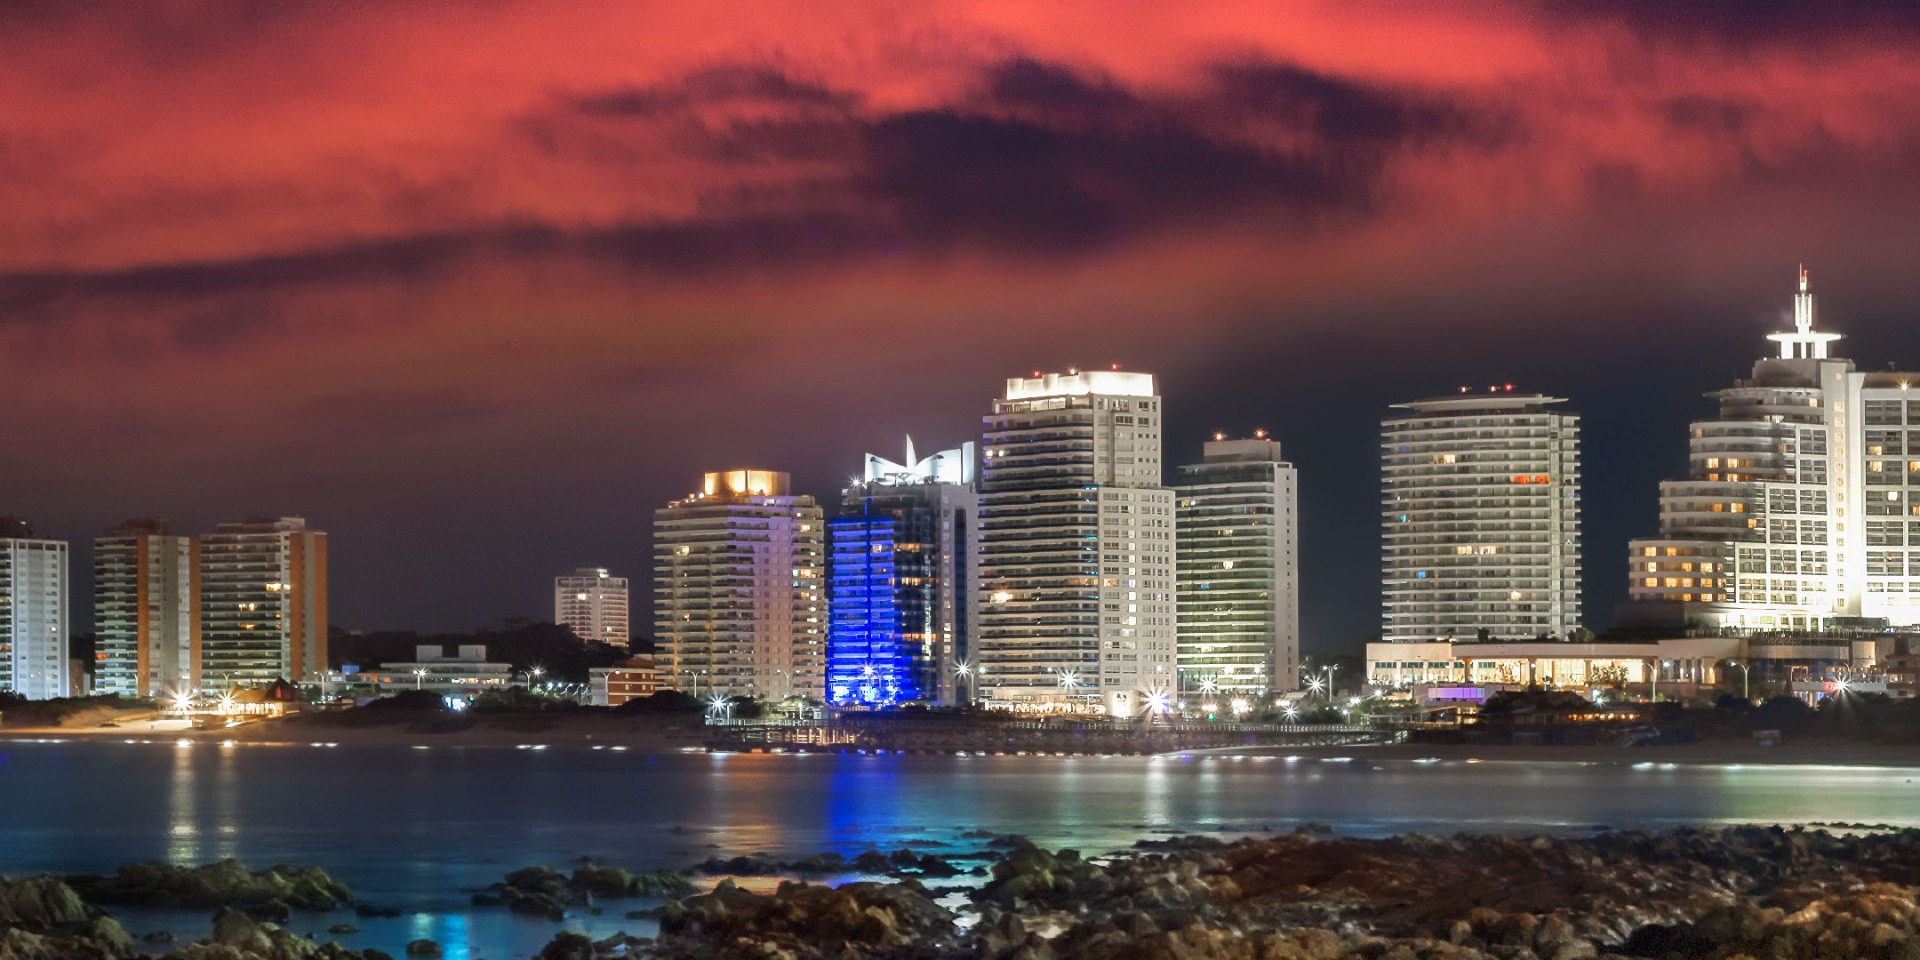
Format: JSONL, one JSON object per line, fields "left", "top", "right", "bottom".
{"left": 12, "top": 276, "right": 1920, "bottom": 658}
{"left": 8, "top": 5, "right": 1920, "bottom": 649}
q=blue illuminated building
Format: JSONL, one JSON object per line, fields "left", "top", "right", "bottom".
{"left": 826, "top": 440, "right": 979, "bottom": 708}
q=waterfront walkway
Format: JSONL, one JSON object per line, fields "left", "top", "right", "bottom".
{"left": 702, "top": 717, "right": 1400, "bottom": 754}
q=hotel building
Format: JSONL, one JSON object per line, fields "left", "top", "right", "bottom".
{"left": 1382, "top": 391, "right": 1582, "bottom": 642}
{"left": 1627, "top": 269, "right": 1920, "bottom": 631}
{"left": 653, "top": 470, "right": 825, "bottom": 700}
{"left": 198, "top": 517, "right": 328, "bottom": 690}
{"left": 94, "top": 518, "right": 199, "bottom": 697}
{"left": 827, "top": 440, "right": 979, "bottom": 707}
{"left": 555, "top": 567, "right": 630, "bottom": 648}
{"left": 978, "top": 370, "right": 1176, "bottom": 715}
{"left": 0, "top": 517, "right": 69, "bottom": 701}
{"left": 1174, "top": 435, "right": 1300, "bottom": 699}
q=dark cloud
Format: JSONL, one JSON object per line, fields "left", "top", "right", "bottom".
{"left": 1209, "top": 61, "right": 1516, "bottom": 147}
{"left": 574, "top": 66, "right": 859, "bottom": 119}
{"left": 862, "top": 110, "right": 1336, "bottom": 253}
{"left": 1664, "top": 96, "right": 1753, "bottom": 135}
{"left": 1551, "top": 0, "right": 1920, "bottom": 44}
{"left": 8, "top": 55, "right": 1509, "bottom": 320}
{"left": 982, "top": 58, "right": 1139, "bottom": 115}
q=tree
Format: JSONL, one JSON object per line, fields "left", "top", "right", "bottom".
{"left": 1569, "top": 626, "right": 1596, "bottom": 643}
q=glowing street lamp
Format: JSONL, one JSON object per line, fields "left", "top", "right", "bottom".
{"left": 1198, "top": 676, "right": 1220, "bottom": 697}
{"left": 412, "top": 669, "right": 427, "bottom": 691}
{"left": 706, "top": 694, "right": 732, "bottom": 719}
{"left": 1142, "top": 689, "right": 1172, "bottom": 717}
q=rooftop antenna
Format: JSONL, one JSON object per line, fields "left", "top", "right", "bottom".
{"left": 1767, "top": 264, "right": 1840, "bottom": 359}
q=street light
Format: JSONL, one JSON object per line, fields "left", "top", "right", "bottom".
{"left": 412, "top": 669, "right": 427, "bottom": 691}
{"left": 1729, "top": 660, "right": 1750, "bottom": 701}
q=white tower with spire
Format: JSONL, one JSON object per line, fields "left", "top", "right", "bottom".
{"left": 1627, "top": 267, "right": 1920, "bottom": 631}
{"left": 1767, "top": 266, "right": 1844, "bottom": 359}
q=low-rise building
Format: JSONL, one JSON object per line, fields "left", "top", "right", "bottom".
{"left": 1887, "top": 645, "right": 1918, "bottom": 700}
{"left": 1368, "top": 636, "right": 1882, "bottom": 701}
{"left": 362, "top": 645, "right": 513, "bottom": 699}
{"left": 589, "top": 657, "right": 660, "bottom": 706}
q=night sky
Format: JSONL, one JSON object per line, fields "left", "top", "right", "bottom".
{"left": 7, "top": 2, "right": 1920, "bottom": 649}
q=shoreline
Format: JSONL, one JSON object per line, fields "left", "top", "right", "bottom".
{"left": 4, "top": 716, "right": 1918, "bottom": 767}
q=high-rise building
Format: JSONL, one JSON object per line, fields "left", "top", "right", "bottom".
{"left": 1627, "top": 269, "right": 1920, "bottom": 631}
{"left": 0, "top": 517, "right": 69, "bottom": 701}
{"left": 1382, "top": 391, "right": 1582, "bottom": 642}
{"left": 654, "top": 470, "right": 825, "bottom": 701}
{"left": 555, "top": 567, "right": 630, "bottom": 648}
{"left": 94, "top": 518, "right": 199, "bottom": 698}
{"left": 827, "top": 440, "right": 980, "bottom": 707}
{"left": 1174, "top": 434, "right": 1299, "bottom": 700}
{"left": 978, "top": 370, "right": 1176, "bottom": 715}
{"left": 198, "top": 517, "right": 328, "bottom": 690}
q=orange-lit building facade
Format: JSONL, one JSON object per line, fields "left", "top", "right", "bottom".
{"left": 590, "top": 656, "right": 661, "bottom": 706}
{"left": 94, "top": 518, "right": 200, "bottom": 697}
{"left": 198, "top": 517, "right": 328, "bottom": 692}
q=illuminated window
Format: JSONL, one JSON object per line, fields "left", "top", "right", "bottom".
{"left": 1706, "top": 457, "right": 1720, "bottom": 468}
{"left": 1643, "top": 578, "right": 1658, "bottom": 588}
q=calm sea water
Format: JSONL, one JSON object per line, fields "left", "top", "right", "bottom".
{"left": 3, "top": 740, "right": 1919, "bottom": 958}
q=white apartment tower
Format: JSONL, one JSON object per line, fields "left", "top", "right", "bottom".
{"left": 94, "top": 518, "right": 200, "bottom": 697}
{"left": 198, "top": 517, "right": 328, "bottom": 690}
{"left": 1628, "top": 269, "right": 1920, "bottom": 630}
{"left": 555, "top": 567, "right": 630, "bottom": 647}
{"left": 0, "top": 517, "right": 69, "bottom": 700}
{"left": 1382, "top": 392, "right": 1582, "bottom": 641}
{"left": 978, "top": 370, "right": 1176, "bottom": 715}
{"left": 654, "top": 470, "right": 826, "bottom": 700}
{"left": 1174, "top": 435, "right": 1300, "bottom": 699}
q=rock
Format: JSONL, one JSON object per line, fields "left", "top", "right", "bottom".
{"left": 326, "top": 926, "right": 357, "bottom": 936}
{"left": 352, "top": 904, "right": 401, "bottom": 919}
{"left": 66, "top": 861, "right": 351, "bottom": 912}
{"left": 403, "top": 939, "right": 440, "bottom": 958}
{"left": 656, "top": 879, "right": 956, "bottom": 959}
{"left": 533, "top": 932, "right": 592, "bottom": 960}
{"left": 245, "top": 900, "right": 292, "bottom": 923}
{"left": 0, "top": 878, "right": 94, "bottom": 929}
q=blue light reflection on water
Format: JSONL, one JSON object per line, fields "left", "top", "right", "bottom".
{"left": 3, "top": 741, "right": 1918, "bottom": 956}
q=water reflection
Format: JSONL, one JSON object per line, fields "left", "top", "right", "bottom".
{"left": 167, "top": 743, "right": 198, "bottom": 862}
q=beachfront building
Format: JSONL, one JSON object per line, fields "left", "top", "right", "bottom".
{"left": 555, "top": 567, "right": 630, "bottom": 648}
{"left": 361, "top": 645, "right": 513, "bottom": 699}
{"left": 1626, "top": 269, "right": 1920, "bottom": 632}
{"left": 978, "top": 370, "right": 1176, "bottom": 715}
{"left": 1174, "top": 434, "right": 1299, "bottom": 700}
{"left": 94, "top": 518, "right": 199, "bottom": 697}
{"left": 198, "top": 517, "right": 328, "bottom": 691}
{"left": 654, "top": 470, "right": 826, "bottom": 701}
{"left": 0, "top": 517, "right": 69, "bottom": 701}
{"left": 589, "top": 656, "right": 661, "bottom": 706}
{"left": 1366, "top": 635, "right": 1884, "bottom": 703}
{"left": 1382, "top": 390, "right": 1583, "bottom": 642}
{"left": 827, "top": 440, "right": 980, "bottom": 708}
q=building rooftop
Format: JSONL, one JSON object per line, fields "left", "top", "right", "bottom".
{"left": 1391, "top": 390, "right": 1568, "bottom": 413}
{"left": 1004, "top": 369, "right": 1155, "bottom": 400}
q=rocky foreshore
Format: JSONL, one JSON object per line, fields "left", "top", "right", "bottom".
{"left": 647, "top": 827, "right": 1920, "bottom": 960}
{"left": 8, "top": 828, "right": 1920, "bottom": 960}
